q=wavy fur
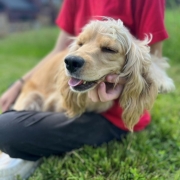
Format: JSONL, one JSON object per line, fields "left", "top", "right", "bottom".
{"left": 14, "top": 19, "right": 174, "bottom": 131}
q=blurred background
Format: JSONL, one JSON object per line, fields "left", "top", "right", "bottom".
{"left": 0, "top": 0, "right": 179, "bottom": 36}
{"left": 0, "top": 0, "right": 63, "bottom": 36}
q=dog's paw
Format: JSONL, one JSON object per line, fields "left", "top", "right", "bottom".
{"left": 14, "top": 92, "right": 44, "bottom": 111}
{"left": 158, "top": 77, "right": 175, "bottom": 94}
{"left": 24, "top": 101, "right": 43, "bottom": 111}
{"left": 20, "top": 92, "right": 44, "bottom": 111}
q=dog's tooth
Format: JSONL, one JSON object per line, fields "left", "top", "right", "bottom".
{"left": 83, "top": 81, "right": 86, "bottom": 84}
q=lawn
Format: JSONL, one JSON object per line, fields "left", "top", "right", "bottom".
{"left": 0, "top": 9, "right": 180, "bottom": 180}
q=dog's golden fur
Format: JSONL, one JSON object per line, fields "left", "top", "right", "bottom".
{"left": 14, "top": 19, "right": 175, "bottom": 131}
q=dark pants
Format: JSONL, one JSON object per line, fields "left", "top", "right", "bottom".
{"left": 0, "top": 110, "right": 127, "bottom": 161}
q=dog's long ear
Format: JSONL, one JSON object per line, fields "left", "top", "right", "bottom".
{"left": 119, "top": 38, "right": 158, "bottom": 131}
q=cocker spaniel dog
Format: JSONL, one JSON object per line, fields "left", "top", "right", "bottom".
{"left": 14, "top": 19, "right": 175, "bottom": 131}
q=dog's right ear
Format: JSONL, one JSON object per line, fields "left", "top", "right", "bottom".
{"left": 119, "top": 38, "right": 158, "bottom": 131}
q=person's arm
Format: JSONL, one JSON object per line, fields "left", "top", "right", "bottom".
{"left": 0, "top": 30, "right": 72, "bottom": 112}
{"left": 88, "top": 41, "right": 163, "bottom": 102}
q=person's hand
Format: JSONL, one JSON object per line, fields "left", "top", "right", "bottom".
{"left": 0, "top": 81, "right": 23, "bottom": 112}
{"left": 88, "top": 74, "right": 126, "bottom": 102}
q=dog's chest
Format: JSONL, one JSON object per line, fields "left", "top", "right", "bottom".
{"left": 86, "top": 99, "right": 113, "bottom": 113}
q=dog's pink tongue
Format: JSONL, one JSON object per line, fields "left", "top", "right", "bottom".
{"left": 68, "top": 77, "right": 83, "bottom": 87}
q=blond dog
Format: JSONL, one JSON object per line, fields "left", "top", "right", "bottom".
{"left": 14, "top": 19, "right": 175, "bottom": 131}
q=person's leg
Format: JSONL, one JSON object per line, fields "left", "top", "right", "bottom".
{"left": 0, "top": 110, "right": 127, "bottom": 161}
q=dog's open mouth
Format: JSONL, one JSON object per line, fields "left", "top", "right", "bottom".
{"left": 68, "top": 77, "right": 98, "bottom": 91}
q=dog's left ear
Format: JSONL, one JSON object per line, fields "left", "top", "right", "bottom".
{"left": 119, "top": 38, "right": 158, "bottom": 131}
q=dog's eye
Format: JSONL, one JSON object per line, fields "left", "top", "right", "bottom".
{"left": 101, "top": 47, "right": 117, "bottom": 53}
{"left": 78, "top": 42, "right": 83, "bottom": 46}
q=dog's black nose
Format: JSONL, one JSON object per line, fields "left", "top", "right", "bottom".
{"left": 64, "top": 56, "right": 85, "bottom": 73}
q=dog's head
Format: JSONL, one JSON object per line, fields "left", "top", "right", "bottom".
{"left": 65, "top": 19, "right": 128, "bottom": 92}
{"left": 62, "top": 19, "right": 158, "bottom": 131}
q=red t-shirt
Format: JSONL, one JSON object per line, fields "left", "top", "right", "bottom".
{"left": 56, "top": 0, "right": 168, "bottom": 131}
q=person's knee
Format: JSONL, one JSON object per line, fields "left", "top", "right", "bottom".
{"left": 0, "top": 111, "right": 18, "bottom": 147}
{"left": 0, "top": 111, "right": 24, "bottom": 157}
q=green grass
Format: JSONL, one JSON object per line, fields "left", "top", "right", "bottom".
{"left": 1, "top": 9, "right": 180, "bottom": 180}
{"left": 0, "top": 28, "right": 59, "bottom": 93}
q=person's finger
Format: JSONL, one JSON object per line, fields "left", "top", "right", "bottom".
{"left": 88, "top": 86, "right": 100, "bottom": 102}
{"left": 106, "top": 74, "right": 126, "bottom": 84}
{"left": 98, "top": 82, "right": 123, "bottom": 102}
{"left": 107, "top": 83, "right": 124, "bottom": 95}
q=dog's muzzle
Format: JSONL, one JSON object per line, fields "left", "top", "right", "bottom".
{"left": 64, "top": 56, "right": 85, "bottom": 73}
{"left": 64, "top": 55, "right": 102, "bottom": 92}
